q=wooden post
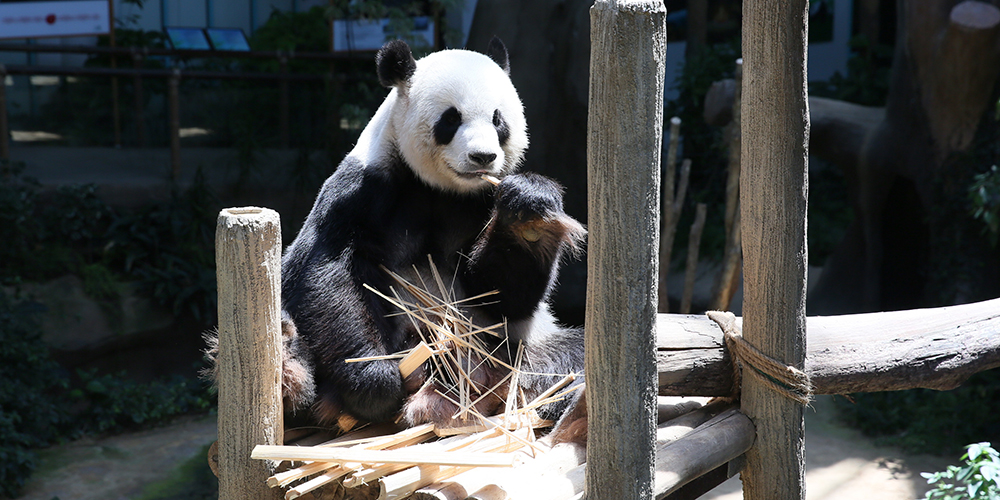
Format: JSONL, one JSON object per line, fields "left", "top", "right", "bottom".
{"left": 109, "top": 0, "right": 121, "bottom": 149}
{"left": 279, "top": 53, "right": 290, "bottom": 149}
{"left": 0, "top": 64, "right": 8, "bottom": 162}
{"left": 168, "top": 69, "right": 181, "bottom": 182}
{"left": 216, "top": 207, "right": 284, "bottom": 500}
{"left": 132, "top": 50, "right": 147, "bottom": 147}
{"left": 585, "top": 1, "right": 666, "bottom": 499}
{"left": 740, "top": 1, "right": 810, "bottom": 499}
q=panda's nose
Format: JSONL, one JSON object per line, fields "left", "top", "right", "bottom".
{"left": 468, "top": 152, "right": 497, "bottom": 166}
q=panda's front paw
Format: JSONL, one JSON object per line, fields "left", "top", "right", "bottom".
{"left": 494, "top": 173, "right": 586, "bottom": 255}
{"left": 495, "top": 173, "right": 562, "bottom": 227}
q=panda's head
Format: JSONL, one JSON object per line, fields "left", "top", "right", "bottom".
{"left": 376, "top": 38, "right": 528, "bottom": 193}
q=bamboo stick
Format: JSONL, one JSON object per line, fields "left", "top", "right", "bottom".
{"left": 658, "top": 116, "right": 682, "bottom": 313}
{"left": 381, "top": 437, "right": 526, "bottom": 499}
{"left": 399, "top": 342, "right": 435, "bottom": 378}
{"left": 251, "top": 445, "right": 517, "bottom": 467}
{"left": 680, "top": 203, "right": 708, "bottom": 313}
{"left": 283, "top": 466, "right": 351, "bottom": 499}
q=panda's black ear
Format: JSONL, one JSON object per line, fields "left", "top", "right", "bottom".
{"left": 486, "top": 36, "right": 510, "bottom": 75}
{"left": 376, "top": 40, "right": 417, "bottom": 88}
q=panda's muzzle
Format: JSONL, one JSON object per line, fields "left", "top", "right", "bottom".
{"left": 468, "top": 152, "right": 497, "bottom": 166}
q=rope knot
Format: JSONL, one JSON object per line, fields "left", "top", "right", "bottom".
{"left": 706, "top": 310, "right": 812, "bottom": 405}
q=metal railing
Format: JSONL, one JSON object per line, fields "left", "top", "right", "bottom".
{"left": 0, "top": 43, "right": 367, "bottom": 179}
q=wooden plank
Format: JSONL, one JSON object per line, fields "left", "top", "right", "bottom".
{"left": 739, "top": 0, "right": 810, "bottom": 498}
{"left": 215, "top": 207, "right": 284, "bottom": 500}
{"left": 655, "top": 297, "right": 1000, "bottom": 396}
{"left": 585, "top": 1, "right": 667, "bottom": 498}
{"left": 653, "top": 408, "right": 756, "bottom": 498}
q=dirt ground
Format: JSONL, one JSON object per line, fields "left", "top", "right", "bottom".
{"left": 703, "top": 396, "right": 954, "bottom": 500}
{"left": 17, "top": 396, "right": 956, "bottom": 500}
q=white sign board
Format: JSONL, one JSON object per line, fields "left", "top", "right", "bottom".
{"left": 0, "top": 1, "right": 111, "bottom": 39}
{"left": 332, "top": 17, "right": 435, "bottom": 52}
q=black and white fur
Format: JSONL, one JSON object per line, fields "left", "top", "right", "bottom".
{"left": 278, "top": 38, "right": 585, "bottom": 428}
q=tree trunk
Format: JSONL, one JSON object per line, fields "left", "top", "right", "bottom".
{"left": 809, "top": 0, "right": 1000, "bottom": 314}
{"left": 740, "top": 1, "right": 810, "bottom": 499}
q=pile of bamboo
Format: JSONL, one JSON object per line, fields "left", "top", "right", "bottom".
{"left": 252, "top": 261, "right": 583, "bottom": 500}
{"left": 252, "top": 395, "right": 756, "bottom": 500}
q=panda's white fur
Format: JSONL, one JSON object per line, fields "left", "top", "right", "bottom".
{"left": 356, "top": 49, "right": 528, "bottom": 193}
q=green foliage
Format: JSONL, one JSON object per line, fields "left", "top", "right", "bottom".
{"left": 0, "top": 160, "right": 220, "bottom": 323}
{"left": 70, "top": 369, "right": 214, "bottom": 434}
{"left": 969, "top": 165, "right": 1000, "bottom": 247}
{"left": 0, "top": 290, "right": 215, "bottom": 498}
{"left": 923, "top": 442, "right": 1000, "bottom": 500}
{"left": 251, "top": 6, "right": 330, "bottom": 53}
{"left": 834, "top": 369, "right": 1000, "bottom": 455}
{"left": 105, "top": 170, "right": 220, "bottom": 322}
{"left": 0, "top": 162, "right": 115, "bottom": 283}
{"left": 0, "top": 291, "right": 70, "bottom": 498}
{"left": 810, "top": 34, "right": 894, "bottom": 106}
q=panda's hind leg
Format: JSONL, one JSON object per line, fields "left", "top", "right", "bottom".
{"left": 200, "top": 312, "right": 316, "bottom": 416}
{"left": 279, "top": 312, "right": 316, "bottom": 414}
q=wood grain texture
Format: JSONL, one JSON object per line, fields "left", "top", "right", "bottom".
{"left": 740, "top": 1, "right": 810, "bottom": 498}
{"left": 215, "top": 207, "right": 284, "bottom": 500}
{"left": 585, "top": 1, "right": 667, "bottom": 498}
{"left": 653, "top": 408, "right": 756, "bottom": 498}
{"left": 655, "top": 297, "right": 1000, "bottom": 396}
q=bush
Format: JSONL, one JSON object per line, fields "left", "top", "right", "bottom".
{"left": 835, "top": 369, "right": 1000, "bottom": 456}
{"left": 0, "top": 291, "right": 69, "bottom": 498}
{"left": 922, "top": 442, "right": 1000, "bottom": 499}
{"left": 0, "top": 290, "right": 216, "bottom": 498}
{"left": 0, "top": 162, "right": 220, "bottom": 496}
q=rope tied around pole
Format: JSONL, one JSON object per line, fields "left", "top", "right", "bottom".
{"left": 707, "top": 310, "right": 812, "bottom": 405}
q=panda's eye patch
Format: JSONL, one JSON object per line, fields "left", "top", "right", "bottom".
{"left": 493, "top": 109, "right": 510, "bottom": 146}
{"left": 434, "top": 107, "right": 462, "bottom": 145}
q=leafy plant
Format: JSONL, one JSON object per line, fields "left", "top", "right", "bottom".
{"left": 810, "top": 34, "right": 894, "bottom": 106}
{"left": 0, "top": 291, "right": 69, "bottom": 498}
{"left": 0, "top": 289, "right": 216, "bottom": 498}
{"left": 70, "top": 369, "right": 214, "bottom": 434}
{"left": 923, "top": 442, "right": 1000, "bottom": 499}
{"left": 969, "top": 165, "right": 1000, "bottom": 247}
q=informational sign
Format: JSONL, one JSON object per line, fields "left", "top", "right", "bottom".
{"left": 0, "top": 1, "right": 111, "bottom": 39}
{"left": 165, "top": 27, "right": 211, "bottom": 50}
{"left": 332, "top": 16, "right": 434, "bottom": 52}
{"left": 205, "top": 28, "right": 250, "bottom": 51}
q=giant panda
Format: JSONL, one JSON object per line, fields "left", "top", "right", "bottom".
{"left": 278, "top": 37, "right": 586, "bottom": 430}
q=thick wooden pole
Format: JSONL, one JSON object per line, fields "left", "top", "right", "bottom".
{"left": 0, "top": 64, "right": 8, "bottom": 162}
{"left": 168, "top": 69, "right": 181, "bottom": 182}
{"left": 585, "top": 1, "right": 667, "bottom": 498}
{"left": 740, "top": 1, "right": 810, "bottom": 499}
{"left": 216, "top": 207, "right": 284, "bottom": 500}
